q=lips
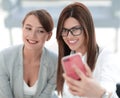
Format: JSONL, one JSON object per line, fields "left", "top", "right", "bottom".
{"left": 27, "top": 39, "right": 38, "bottom": 44}
{"left": 67, "top": 39, "right": 78, "bottom": 44}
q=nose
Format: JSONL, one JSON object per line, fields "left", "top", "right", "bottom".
{"left": 67, "top": 30, "right": 73, "bottom": 38}
{"left": 30, "top": 30, "right": 36, "bottom": 38}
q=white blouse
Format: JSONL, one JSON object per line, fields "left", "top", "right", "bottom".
{"left": 63, "top": 47, "right": 119, "bottom": 98}
{"left": 24, "top": 80, "right": 38, "bottom": 95}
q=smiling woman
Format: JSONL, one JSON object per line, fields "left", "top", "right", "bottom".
{"left": 0, "top": 9, "right": 58, "bottom": 98}
{"left": 56, "top": 2, "right": 119, "bottom": 98}
{"left": 22, "top": 15, "right": 52, "bottom": 51}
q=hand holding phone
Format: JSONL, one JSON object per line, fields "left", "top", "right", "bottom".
{"left": 61, "top": 53, "right": 86, "bottom": 80}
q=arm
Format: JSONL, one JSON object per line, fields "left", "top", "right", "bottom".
{"left": 63, "top": 51, "right": 119, "bottom": 98}
{"left": 0, "top": 53, "right": 13, "bottom": 98}
{"left": 97, "top": 53, "right": 119, "bottom": 98}
{"left": 63, "top": 64, "right": 106, "bottom": 98}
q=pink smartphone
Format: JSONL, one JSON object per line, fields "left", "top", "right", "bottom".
{"left": 61, "top": 53, "right": 86, "bottom": 80}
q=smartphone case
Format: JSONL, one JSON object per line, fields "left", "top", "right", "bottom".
{"left": 62, "top": 53, "right": 86, "bottom": 80}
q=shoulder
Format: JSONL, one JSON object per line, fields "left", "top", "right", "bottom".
{"left": 95, "top": 46, "right": 116, "bottom": 72}
{"left": 0, "top": 44, "right": 23, "bottom": 60}
{"left": 94, "top": 47, "right": 120, "bottom": 89}
{"left": 98, "top": 46, "right": 114, "bottom": 60}
{"left": 43, "top": 47, "right": 58, "bottom": 61}
{"left": 0, "top": 44, "right": 23, "bottom": 73}
{"left": 42, "top": 47, "right": 58, "bottom": 69}
{"left": 96, "top": 46, "right": 118, "bottom": 72}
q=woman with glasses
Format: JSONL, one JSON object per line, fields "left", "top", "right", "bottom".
{"left": 0, "top": 9, "right": 58, "bottom": 98}
{"left": 56, "top": 2, "right": 119, "bottom": 98}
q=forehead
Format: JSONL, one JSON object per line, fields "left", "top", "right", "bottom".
{"left": 63, "top": 17, "right": 80, "bottom": 28}
{"left": 24, "top": 15, "right": 42, "bottom": 27}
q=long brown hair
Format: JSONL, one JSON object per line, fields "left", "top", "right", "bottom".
{"left": 56, "top": 2, "right": 99, "bottom": 95}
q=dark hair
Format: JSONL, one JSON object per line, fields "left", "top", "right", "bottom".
{"left": 22, "top": 9, "right": 54, "bottom": 32}
{"left": 56, "top": 2, "right": 99, "bottom": 95}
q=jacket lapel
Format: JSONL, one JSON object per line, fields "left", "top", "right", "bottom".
{"left": 35, "top": 48, "right": 48, "bottom": 97}
{"left": 13, "top": 45, "right": 24, "bottom": 98}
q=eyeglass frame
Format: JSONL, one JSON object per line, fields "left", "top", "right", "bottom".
{"left": 61, "top": 26, "right": 83, "bottom": 37}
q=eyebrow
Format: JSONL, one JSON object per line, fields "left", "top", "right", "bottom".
{"left": 25, "top": 24, "right": 44, "bottom": 29}
{"left": 63, "top": 25, "right": 81, "bottom": 29}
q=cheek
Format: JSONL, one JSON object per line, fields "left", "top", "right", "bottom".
{"left": 22, "top": 32, "right": 24, "bottom": 39}
{"left": 22, "top": 32, "right": 27, "bottom": 42}
{"left": 22, "top": 29, "right": 26, "bottom": 37}
{"left": 79, "top": 35, "right": 86, "bottom": 47}
{"left": 44, "top": 34, "right": 51, "bottom": 41}
{"left": 63, "top": 37, "right": 67, "bottom": 43}
{"left": 39, "top": 35, "right": 48, "bottom": 42}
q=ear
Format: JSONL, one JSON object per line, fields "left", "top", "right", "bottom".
{"left": 46, "top": 32, "right": 52, "bottom": 41}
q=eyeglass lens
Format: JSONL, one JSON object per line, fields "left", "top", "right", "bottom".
{"left": 61, "top": 26, "right": 82, "bottom": 37}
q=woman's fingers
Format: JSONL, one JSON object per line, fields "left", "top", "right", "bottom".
{"left": 72, "top": 64, "right": 86, "bottom": 80}
{"left": 69, "top": 88, "right": 84, "bottom": 96}
{"left": 63, "top": 73, "right": 82, "bottom": 95}
{"left": 63, "top": 73, "right": 78, "bottom": 85}
{"left": 84, "top": 63, "right": 92, "bottom": 77}
{"left": 63, "top": 73, "right": 80, "bottom": 87}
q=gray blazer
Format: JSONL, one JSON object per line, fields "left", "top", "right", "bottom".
{"left": 0, "top": 44, "right": 58, "bottom": 98}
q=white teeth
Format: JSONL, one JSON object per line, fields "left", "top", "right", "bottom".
{"left": 69, "top": 40, "right": 77, "bottom": 44}
{"left": 28, "top": 40, "right": 37, "bottom": 44}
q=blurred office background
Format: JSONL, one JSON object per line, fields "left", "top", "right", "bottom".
{"left": 0, "top": 0, "right": 120, "bottom": 97}
{"left": 0, "top": 0, "right": 120, "bottom": 55}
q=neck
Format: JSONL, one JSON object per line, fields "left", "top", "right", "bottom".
{"left": 23, "top": 47, "right": 42, "bottom": 62}
{"left": 76, "top": 47, "right": 87, "bottom": 56}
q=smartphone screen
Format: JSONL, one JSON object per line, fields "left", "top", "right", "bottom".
{"left": 62, "top": 53, "right": 86, "bottom": 80}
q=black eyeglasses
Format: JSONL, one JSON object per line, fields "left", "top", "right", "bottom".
{"left": 61, "top": 26, "right": 83, "bottom": 37}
